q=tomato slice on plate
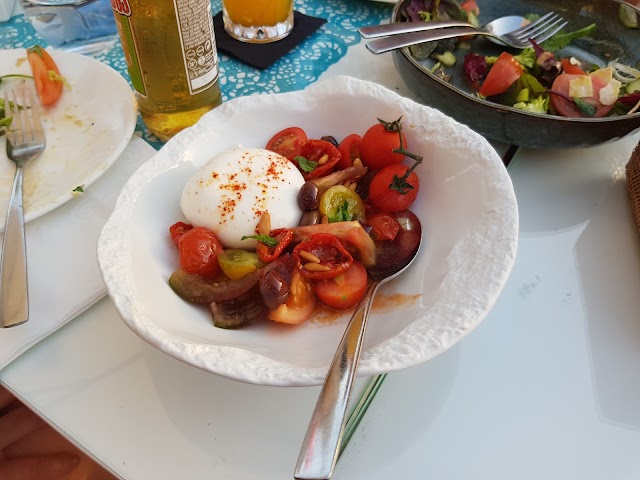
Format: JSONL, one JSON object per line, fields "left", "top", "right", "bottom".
{"left": 293, "top": 233, "right": 353, "bottom": 280}
{"left": 560, "top": 58, "right": 587, "bottom": 76}
{"left": 27, "top": 45, "right": 63, "bottom": 107}
{"left": 550, "top": 73, "right": 613, "bottom": 118}
{"left": 479, "top": 52, "right": 524, "bottom": 97}
{"left": 267, "top": 270, "right": 317, "bottom": 324}
{"left": 313, "top": 260, "right": 369, "bottom": 309}
{"left": 337, "top": 133, "right": 362, "bottom": 170}
{"left": 266, "top": 127, "right": 307, "bottom": 160}
{"left": 296, "top": 139, "right": 341, "bottom": 180}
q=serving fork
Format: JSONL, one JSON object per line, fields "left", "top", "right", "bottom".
{"left": 1, "top": 88, "right": 46, "bottom": 328}
{"left": 362, "top": 12, "right": 567, "bottom": 54}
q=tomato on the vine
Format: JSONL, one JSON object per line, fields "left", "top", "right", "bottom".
{"left": 479, "top": 52, "right": 523, "bottom": 97}
{"left": 293, "top": 233, "right": 353, "bottom": 280}
{"left": 368, "top": 164, "right": 419, "bottom": 212}
{"left": 359, "top": 118, "right": 407, "bottom": 170}
{"left": 313, "top": 260, "right": 368, "bottom": 309}
{"left": 296, "top": 139, "right": 341, "bottom": 180}
{"left": 266, "top": 127, "right": 307, "bottom": 160}
{"left": 169, "top": 221, "right": 193, "bottom": 247}
{"left": 178, "top": 227, "right": 224, "bottom": 279}
{"left": 337, "top": 133, "right": 362, "bottom": 170}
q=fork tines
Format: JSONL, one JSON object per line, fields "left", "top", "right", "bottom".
{"left": 510, "top": 12, "right": 568, "bottom": 43}
{"left": 4, "top": 88, "right": 44, "bottom": 146}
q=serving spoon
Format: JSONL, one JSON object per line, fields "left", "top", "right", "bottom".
{"left": 294, "top": 210, "right": 422, "bottom": 480}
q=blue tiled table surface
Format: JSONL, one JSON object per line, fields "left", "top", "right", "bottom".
{"left": 0, "top": 0, "right": 394, "bottom": 150}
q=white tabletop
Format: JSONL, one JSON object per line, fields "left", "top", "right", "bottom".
{"left": 2, "top": 37, "right": 640, "bottom": 480}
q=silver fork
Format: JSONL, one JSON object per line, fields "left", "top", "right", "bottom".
{"left": 1, "top": 88, "right": 46, "bottom": 328}
{"left": 364, "top": 12, "right": 567, "bottom": 55}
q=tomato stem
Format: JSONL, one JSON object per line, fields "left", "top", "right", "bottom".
{"left": 376, "top": 116, "right": 423, "bottom": 195}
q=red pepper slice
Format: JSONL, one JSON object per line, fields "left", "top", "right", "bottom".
{"left": 256, "top": 228, "right": 293, "bottom": 263}
{"left": 293, "top": 233, "right": 353, "bottom": 280}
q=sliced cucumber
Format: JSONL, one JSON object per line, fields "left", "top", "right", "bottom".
{"left": 619, "top": 4, "right": 639, "bottom": 29}
{"left": 627, "top": 78, "right": 640, "bottom": 94}
{"left": 432, "top": 50, "right": 457, "bottom": 68}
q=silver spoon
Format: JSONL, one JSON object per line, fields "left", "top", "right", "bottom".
{"left": 294, "top": 210, "right": 422, "bottom": 480}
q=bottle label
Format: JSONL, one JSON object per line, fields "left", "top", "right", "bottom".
{"left": 173, "top": 0, "right": 219, "bottom": 94}
{"left": 112, "top": 0, "right": 146, "bottom": 95}
{"left": 111, "top": 0, "right": 218, "bottom": 96}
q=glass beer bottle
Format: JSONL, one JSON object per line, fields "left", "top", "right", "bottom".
{"left": 111, "top": 0, "right": 222, "bottom": 141}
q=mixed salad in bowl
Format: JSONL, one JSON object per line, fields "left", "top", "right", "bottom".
{"left": 403, "top": 0, "right": 640, "bottom": 118}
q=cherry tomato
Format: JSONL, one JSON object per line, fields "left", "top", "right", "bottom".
{"left": 218, "top": 249, "right": 263, "bottom": 280}
{"left": 337, "top": 134, "right": 362, "bottom": 170}
{"left": 550, "top": 73, "right": 613, "bottom": 118}
{"left": 169, "top": 221, "right": 193, "bottom": 247}
{"left": 27, "top": 45, "right": 63, "bottom": 107}
{"left": 266, "top": 127, "right": 307, "bottom": 160}
{"left": 359, "top": 119, "right": 407, "bottom": 170}
{"left": 560, "top": 58, "right": 587, "bottom": 76}
{"left": 296, "top": 139, "right": 341, "bottom": 180}
{"left": 366, "top": 211, "right": 400, "bottom": 241}
{"left": 479, "top": 52, "right": 524, "bottom": 97}
{"left": 313, "top": 260, "right": 369, "bottom": 309}
{"left": 460, "top": 0, "right": 479, "bottom": 15}
{"left": 293, "top": 233, "right": 353, "bottom": 280}
{"left": 268, "top": 270, "right": 317, "bottom": 324}
{"left": 178, "top": 227, "right": 224, "bottom": 279}
{"left": 256, "top": 228, "right": 293, "bottom": 263}
{"left": 319, "top": 185, "right": 365, "bottom": 223}
{"left": 368, "top": 164, "right": 419, "bottom": 212}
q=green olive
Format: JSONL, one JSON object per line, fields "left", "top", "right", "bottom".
{"left": 319, "top": 185, "right": 365, "bottom": 223}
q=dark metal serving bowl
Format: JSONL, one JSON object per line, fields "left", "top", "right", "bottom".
{"left": 390, "top": 0, "right": 640, "bottom": 148}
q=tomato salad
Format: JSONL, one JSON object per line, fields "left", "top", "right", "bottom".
{"left": 168, "top": 118, "right": 422, "bottom": 329}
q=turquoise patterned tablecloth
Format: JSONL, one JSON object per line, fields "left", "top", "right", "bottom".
{"left": 0, "top": 0, "right": 393, "bottom": 150}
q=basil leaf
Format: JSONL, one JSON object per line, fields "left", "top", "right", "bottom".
{"left": 241, "top": 234, "right": 279, "bottom": 247}
{"left": 573, "top": 97, "right": 597, "bottom": 117}
{"left": 294, "top": 156, "right": 318, "bottom": 173}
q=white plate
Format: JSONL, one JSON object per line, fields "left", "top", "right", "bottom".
{"left": 0, "top": 48, "right": 137, "bottom": 230}
{"left": 98, "top": 76, "right": 518, "bottom": 387}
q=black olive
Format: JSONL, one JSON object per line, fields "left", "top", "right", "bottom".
{"left": 298, "top": 181, "right": 320, "bottom": 211}
{"left": 321, "top": 135, "right": 339, "bottom": 147}
{"left": 259, "top": 270, "right": 289, "bottom": 310}
{"left": 299, "top": 210, "right": 320, "bottom": 226}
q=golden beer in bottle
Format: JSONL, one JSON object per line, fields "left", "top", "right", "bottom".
{"left": 111, "top": 0, "right": 222, "bottom": 141}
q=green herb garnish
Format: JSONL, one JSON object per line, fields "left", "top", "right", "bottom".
{"left": 294, "top": 156, "right": 318, "bottom": 173}
{"left": 241, "top": 234, "right": 279, "bottom": 247}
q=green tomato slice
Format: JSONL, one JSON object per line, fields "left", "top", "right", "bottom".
{"left": 218, "top": 249, "right": 264, "bottom": 280}
{"left": 319, "top": 185, "right": 365, "bottom": 223}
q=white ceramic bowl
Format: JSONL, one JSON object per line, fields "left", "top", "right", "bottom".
{"left": 97, "top": 76, "right": 518, "bottom": 387}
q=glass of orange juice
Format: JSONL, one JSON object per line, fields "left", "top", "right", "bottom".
{"left": 222, "top": 0, "right": 294, "bottom": 43}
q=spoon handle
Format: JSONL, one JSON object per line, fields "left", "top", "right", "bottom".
{"left": 359, "top": 19, "right": 473, "bottom": 38}
{"left": 294, "top": 280, "right": 381, "bottom": 480}
{"left": 0, "top": 165, "right": 28, "bottom": 328}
